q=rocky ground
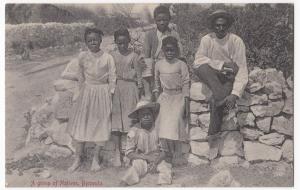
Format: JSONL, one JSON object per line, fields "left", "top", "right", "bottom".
{"left": 5, "top": 40, "right": 294, "bottom": 187}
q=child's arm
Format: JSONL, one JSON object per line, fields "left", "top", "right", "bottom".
{"left": 108, "top": 55, "right": 117, "bottom": 95}
{"left": 133, "top": 54, "right": 143, "bottom": 89}
{"left": 181, "top": 61, "right": 190, "bottom": 119}
{"left": 153, "top": 62, "right": 161, "bottom": 101}
{"left": 77, "top": 53, "right": 86, "bottom": 89}
{"left": 125, "top": 128, "right": 153, "bottom": 162}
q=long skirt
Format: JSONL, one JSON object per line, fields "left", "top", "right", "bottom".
{"left": 111, "top": 80, "right": 139, "bottom": 133}
{"left": 155, "top": 92, "right": 188, "bottom": 141}
{"left": 67, "top": 83, "right": 112, "bottom": 142}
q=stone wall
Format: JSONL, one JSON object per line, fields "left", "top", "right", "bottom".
{"left": 188, "top": 67, "right": 293, "bottom": 167}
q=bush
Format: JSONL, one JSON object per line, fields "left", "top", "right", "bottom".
{"left": 172, "top": 4, "right": 294, "bottom": 78}
{"left": 5, "top": 22, "right": 93, "bottom": 51}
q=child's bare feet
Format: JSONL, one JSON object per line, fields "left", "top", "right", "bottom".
{"left": 90, "top": 157, "right": 102, "bottom": 172}
{"left": 118, "top": 181, "right": 128, "bottom": 187}
{"left": 68, "top": 157, "right": 81, "bottom": 172}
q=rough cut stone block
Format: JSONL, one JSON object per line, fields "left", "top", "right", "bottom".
{"left": 190, "top": 113, "right": 199, "bottom": 126}
{"left": 237, "top": 105, "right": 250, "bottom": 112}
{"left": 240, "top": 127, "right": 264, "bottom": 140}
{"left": 190, "top": 141, "right": 209, "bottom": 158}
{"left": 190, "top": 101, "right": 209, "bottom": 113}
{"left": 265, "top": 68, "right": 286, "bottom": 89}
{"left": 264, "top": 81, "right": 283, "bottom": 100}
{"left": 189, "top": 127, "right": 208, "bottom": 141}
{"left": 258, "top": 133, "right": 285, "bottom": 146}
{"left": 250, "top": 100, "right": 284, "bottom": 117}
{"left": 272, "top": 116, "right": 293, "bottom": 136}
{"left": 219, "top": 131, "right": 244, "bottom": 157}
{"left": 221, "top": 110, "right": 238, "bottom": 131}
{"left": 198, "top": 112, "right": 210, "bottom": 129}
{"left": 256, "top": 117, "right": 271, "bottom": 133}
{"left": 247, "top": 82, "right": 264, "bottom": 93}
{"left": 282, "top": 97, "right": 293, "bottom": 115}
{"left": 237, "top": 112, "right": 255, "bottom": 127}
{"left": 281, "top": 139, "right": 293, "bottom": 162}
{"left": 190, "top": 82, "right": 212, "bottom": 101}
{"left": 250, "top": 94, "right": 268, "bottom": 105}
{"left": 187, "top": 154, "right": 210, "bottom": 166}
{"left": 248, "top": 67, "right": 266, "bottom": 84}
{"left": 244, "top": 141, "right": 282, "bottom": 162}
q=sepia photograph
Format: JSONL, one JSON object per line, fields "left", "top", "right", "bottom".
{"left": 5, "top": 3, "right": 294, "bottom": 187}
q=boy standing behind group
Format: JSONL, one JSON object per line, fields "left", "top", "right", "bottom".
{"left": 140, "top": 5, "right": 183, "bottom": 100}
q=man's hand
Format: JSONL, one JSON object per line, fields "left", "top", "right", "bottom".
{"left": 145, "top": 154, "right": 157, "bottom": 163}
{"left": 148, "top": 162, "right": 158, "bottom": 174}
{"left": 137, "top": 57, "right": 147, "bottom": 72}
{"left": 154, "top": 91, "right": 160, "bottom": 101}
{"left": 222, "top": 61, "right": 239, "bottom": 75}
{"left": 217, "top": 94, "right": 238, "bottom": 111}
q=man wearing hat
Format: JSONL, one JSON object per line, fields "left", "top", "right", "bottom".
{"left": 119, "top": 99, "right": 173, "bottom": 186}
{"left": 192, "top": 10, "right": 248, "bottom": 159}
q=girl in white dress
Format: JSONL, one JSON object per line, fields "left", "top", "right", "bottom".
{"left": 67, "top": 27, "right": 116, "bottom": 172}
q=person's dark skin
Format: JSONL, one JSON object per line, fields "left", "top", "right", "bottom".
{"left": 126, "top": 108, "right": 163, "bottom": 164}
{"left": 155, "top": 13, "right": 170, "bottom": 33}
{"left": 154, "top": 43, "right": 189, "bottom": 118}
{"left": 213, "top": 17, "right": 239, "bottom": 110}
{"left": 115, "top": 35, "right": 143, "bottom": 97}
{"left": 86, "top": 32, "right": 102, "bottom": 53}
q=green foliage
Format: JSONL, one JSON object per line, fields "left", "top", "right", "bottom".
{"left": 172, "top": 4, "right": 294, "bottom": 78}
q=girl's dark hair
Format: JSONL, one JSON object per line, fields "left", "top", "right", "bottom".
{"left": 114, "top": 28, "right": 131, "bottom": 42}
{"left": 154, "top": 5, "right": 171, "bottom": 19}
{"left": 162, "top": 36, "right": 178, "bottom": 49}
{"left": 84, "top": 27, "right": 104, "bottom": 42}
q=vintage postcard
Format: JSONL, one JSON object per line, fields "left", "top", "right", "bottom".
{"left": 5, "top": 3, "right": 294, "bottom": 187}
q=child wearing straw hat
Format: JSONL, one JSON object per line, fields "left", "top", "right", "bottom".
{"left": 119, "top": 99, "right": 173, "bottom": 186}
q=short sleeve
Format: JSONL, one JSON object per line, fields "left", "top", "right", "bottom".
{"left": 125, "top": 128, "right": 138, "bottom": 156}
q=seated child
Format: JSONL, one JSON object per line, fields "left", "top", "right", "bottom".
{"left": 120, "top": 100, "right": 172, "bottom": 186}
